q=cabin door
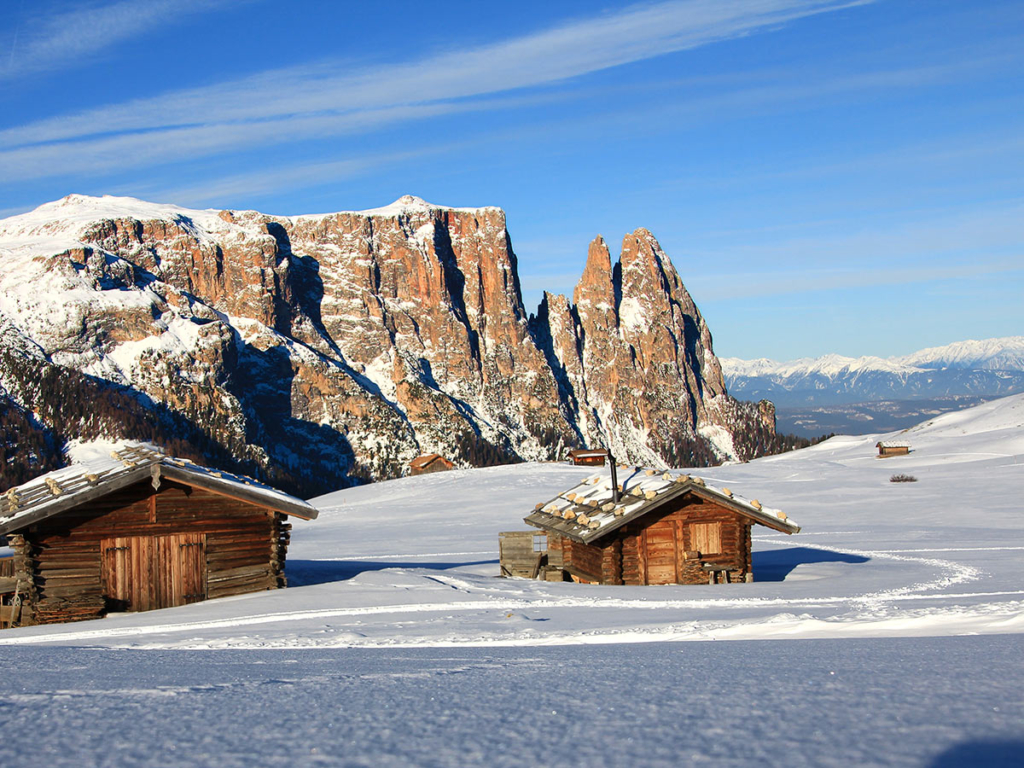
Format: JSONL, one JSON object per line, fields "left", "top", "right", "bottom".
{"left": 642, "top": 518, "right": 681, "bottom": 585}
{"left": 102, "top": 533, "right": 207, "bottom": 612}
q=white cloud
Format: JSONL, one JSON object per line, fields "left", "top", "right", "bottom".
{"left": 1, "top": 0, "right": 248, "bottom": 80}
{"left": 0, "top": 0, "right": 873, "bottom": 181}
{"left": 140, "top": 150, "right": 431, "bottom": 209}
{"left": 689, "top": 202, "right": 1024, "bottom": 300}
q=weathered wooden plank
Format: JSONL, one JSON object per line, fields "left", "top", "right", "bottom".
{"left": 207, "top": 564, "right": 271, "bottom": 582}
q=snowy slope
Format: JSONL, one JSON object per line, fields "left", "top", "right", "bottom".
{"left": 2, "top": 393, "right": 1022, "bottom": 649}
{"left": 1, "top": 396, "right": 1022, "bottom": 768}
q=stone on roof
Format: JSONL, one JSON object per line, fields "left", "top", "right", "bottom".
{"left": 523, "top": 467, "right": 799, "bottom": 544}
{"left": 0, "top": 443, "right": 317, "bottom": 535}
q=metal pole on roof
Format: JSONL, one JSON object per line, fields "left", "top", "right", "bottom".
{"left": 608, "top": 449, "right": 619, "bottom": 504}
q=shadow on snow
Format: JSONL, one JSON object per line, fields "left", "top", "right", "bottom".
{"left": 753, "top": 546, "right": 870, "bottom": 582}
{"left": 286, "top": 558, "right": 499, "bottom": 586}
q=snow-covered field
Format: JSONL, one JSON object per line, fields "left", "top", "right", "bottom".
{"left": 1, "top": 395, "right": 1023, "bottom": 765}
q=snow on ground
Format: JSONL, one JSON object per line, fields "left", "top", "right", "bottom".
{"left": 5, "top": 393, "right": 1022, "bottom": 651}
{"left": 1, "top": 638, "right": 1021, "bottom": 768}
{"left": 1, "top": 395, "right": 1022, "bottom": 765}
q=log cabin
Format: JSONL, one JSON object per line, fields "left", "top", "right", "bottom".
{"left": 502, "top": 468, "right": 800, "bottom": 585}
{"left": 408, "top": 453, "right": 455, "bottom": 476}
{"left": 0, "top": 444, "right": 317, "bottom": 627}
{"left": 567, "top": 449, "right": 609, "bottom": 466}
{"left": 876, "top": 441, "right": 911, "bottom": 457}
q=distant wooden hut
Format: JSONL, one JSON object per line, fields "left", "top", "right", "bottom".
{"left": 0, "top": 444, "right": 317, "bottom": 627}
{"left": 501, "top": 470, "right": 799, "bottom": 585}
{"left": 876, "top": 440, "right": 911, "bottom": 457}
{"left": 409, "top": 454, "right": 455, "bottom": 476}
{"left": 567, "top": 449, "right": 608, "bottom": 466}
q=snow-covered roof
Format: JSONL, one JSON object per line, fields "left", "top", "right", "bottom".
{"left": 409, "top": 453, "right": 452, "bottom": 469}
{"left": 0, "top": 444, "right": 318, "bottom": 535}
{"left": 524, "top": 468, "right": 799, "bottom": 544}
{"left": 877, "top": 440, "right": 912, "bottom": 448}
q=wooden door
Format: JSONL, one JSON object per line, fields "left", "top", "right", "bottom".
{"left": 642, "top": 518, "right": 680, "bottom": 585}
{"left": 102, "top": 534, "right": 206, "bottom": 611}
{"left": 158, "top": 533, "right": 206, "bottom": 607}
{"left": 102, "top": 536, "right": 156, "bottom": 612}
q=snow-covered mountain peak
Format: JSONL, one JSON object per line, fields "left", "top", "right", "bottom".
{"left": 0, "top": 194, "right": 229, "bottom": 254}
{"left": 723, "top": 338, "right": 1024, "bottom": 379}
{"left": 722, "top": 352, "right": 920, "bottom": 380}
{"left": 721, "top": 337, "right": 1024, "bottom": 409}
{"left": 897, "top": 337, "right": 1024, "bottom": 371}
{"left": 0, "top": 191, "right": 763, "bottom": 494}
{"left": 288, "top": 194, "right": 504, "bottom": 222}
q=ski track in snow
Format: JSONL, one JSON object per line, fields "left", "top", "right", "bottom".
{"left": 2, "top": 540, "right": 1016, "bottom": 649}
{"left": 1, "top": 394, "right": 1022, "bottom": 651}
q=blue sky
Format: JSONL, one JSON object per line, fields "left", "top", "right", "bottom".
{"left": 1, "top": 0, "right": 1021, "bottom": 360}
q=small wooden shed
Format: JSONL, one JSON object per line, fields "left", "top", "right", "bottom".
{"left": 567, "top": 449, "right": 608, "bottom": 466}
{"left": 409, "top": 453, "right": 455, "bottom": 476}
{"left": 876, "top": 440, "right": 911, "bottom": 458}
{"left": 0, "top": 444, "right": 317, "bottom": 627}
{"left": 502, "top": 469, "right": 799, "bottom": 585}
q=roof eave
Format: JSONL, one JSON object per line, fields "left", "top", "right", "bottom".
{"left": 688, "top": 487, "right": 800, "bottom": 534}
{"left": 522, "top": 481, "right": 800, "bottom": 542}
{"left": 0, "top": 464, "right": 154, "bottom": 535}
{"left": 159, "top": 465, "right": 319, "bottom": 519}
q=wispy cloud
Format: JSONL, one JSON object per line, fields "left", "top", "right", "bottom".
{"left": 690, "top": 202, "right": 1024, "bottom": 300}
{"left": 0, "top": 0, "right": 873, "bottom": 182}
{"left": 701, "top": 258, "right": 1022, "bottom": 302}
{"left": 141, "top": 149, "right": 434, "bottom": 209}
{"left": 1, "top": 0, "right": 248, "bottom": 81}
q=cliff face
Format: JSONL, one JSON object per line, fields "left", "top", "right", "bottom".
{"left": 532, "top": 229, "right": 744, "bottom": 464}
{"left": 0, "top": 194, "right": 767, "bottom": 493}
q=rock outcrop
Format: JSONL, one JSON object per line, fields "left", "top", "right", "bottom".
{"left": 532, "top": 229, "right": 745, "bottom": 464}
{"left": 0, "top": 194, "right": 770, "bottom": 494}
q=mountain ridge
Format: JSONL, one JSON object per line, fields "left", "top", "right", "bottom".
{"left": 721, "top": 336, "right": 1024, "bottom": 408}
{"left": 722, "top": 336, "right": 1024, "bottom": 379}
{"left": 0, "top": 194, "right": 777, "bottom": 494}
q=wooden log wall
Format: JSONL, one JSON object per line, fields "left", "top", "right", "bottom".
{"left": 677, "top": 499, "right": 749, "bottom": 580}
{"left": 601, "top": 539, "right": 623, "bottom": 585}
{"left": 620, "top": 527, "right": 643, "bottom": 585}
{"left": 13, "top": 478, "right": 288, "bottom": 625}
{"left": 547, "top": 497, "right": 757, "bottom": 586}
{"left": 546, "top": 535, "right": 564, "bottom": 569}
{"left": 271, "top": 513, "right": 290, "bottom": 588}
{"left": 564, "top": 538, "right": 603, "bottom": 583}
{"left": 4, "top": 534, "right": 38, "bottom": 626}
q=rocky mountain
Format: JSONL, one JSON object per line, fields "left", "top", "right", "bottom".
{"left": 721, "top": 337, "right": 1024, "bottom": 408}
{"left": 0, "top": 194, "right": 773, "bottom": 495}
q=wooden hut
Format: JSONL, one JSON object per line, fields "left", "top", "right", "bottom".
{"left": 409, "top": 454, "right": 455, "bottom": 476}
{"left": 0, "top": 444, "right": 317, "bottom": 627}
{"left": 501, "top": 469, "right": 799, "bottom": 585}
{"left": 876, "top": 440, "right": 911, "bottom": 458}
{"left": 567, "top": 449, "right": 608, "bottom": 466}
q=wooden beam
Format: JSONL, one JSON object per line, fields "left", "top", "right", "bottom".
{"left": 0, "top": 467, "right": 154, "bottom": 535}
{"left": 159, "top": 467, "right": 318, "bottom": 519}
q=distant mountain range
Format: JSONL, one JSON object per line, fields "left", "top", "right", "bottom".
{"left": 721, "top": 337, "right": 1024, "bottom": 406}
{"left": 721, "top": 338, "right": 1024, "bottom": 436}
